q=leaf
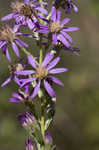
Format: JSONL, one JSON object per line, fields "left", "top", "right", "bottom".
{"left": 45, "top": 118, "right": 53, "bottom": 131}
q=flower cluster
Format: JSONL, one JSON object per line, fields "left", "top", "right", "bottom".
{"left": 0, "top": 0, "right": 79, "bottom": 149}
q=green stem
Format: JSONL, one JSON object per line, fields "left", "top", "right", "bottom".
{"left": 39, "top": 0, "right": 46, "bottom": 149}
{"left": 39, "top": 35, "right": 43, "bottom": 65}
{"left": 41, "top": 106, "right": 45, "bottom": 150}
{"left": 19, "top": 46, "right": 33, "bottom": 57}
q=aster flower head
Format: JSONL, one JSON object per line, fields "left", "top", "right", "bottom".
{"left": 1, "top": 63, "right": 23, "bottom": 87}
{"left": 37, "top": 6, "right": 79, "bottom": 48}
{"left": 0, "top": 24, "right": 31, "bottom": 61}
{"left": 1, "top": 0, "right": 48, "bottom": 30}
{"left": 26, "top": 139, "right": 36, "bottom": 150}
{"left": 15, "top": 52, "right": 68, "bottom": 99}
{"left": 18, "top": 112, "right": 36, "bottom": 128}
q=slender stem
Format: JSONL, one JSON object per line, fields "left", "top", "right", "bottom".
{"left": 41, "top": 104, "right": 45, "bottom": 150}
{"left": 39, "top": 35, "right": 43, "bottom": 65}
{"left": 19, "top": 46, "right": 34, "bottom": 57}
{"left": 39, "top": 35, "right": 45, "bottom": 150}
{"left": 39, "top": 0, "right": 45, "bottom": 149}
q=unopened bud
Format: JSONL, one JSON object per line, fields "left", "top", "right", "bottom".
{"left": 26, "top": 139, "right": 36, "bottom": 150}
{"left": 45, "top": 132, "right": 53, "bottom": 145}
{"left": 18, "top": 112, "right": 36, "bottom": 128}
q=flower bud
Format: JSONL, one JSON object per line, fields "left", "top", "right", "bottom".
{"left": 18, "top": 112, "right": 36, "bottom": 128}
{"left": 26, "top": 139, "right": 36, "bottom": 150}
{"left": 45, "top": 132, "right": 53, "bottom": 145}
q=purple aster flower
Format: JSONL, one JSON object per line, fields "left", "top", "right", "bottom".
{"left": 0, "top": 24, "right": 32, "bottom": 61}
{"left": 1, "top": 63, "right": 23, "bottom": 87}
{"left": 18, "top": 112, "right": 36, "bottom": 128}
{"left": 54, "top": 0, "right": 78, "bottom": 14}
{"left": 26, "top": 139, "right": 36, "bottom": 150}
{"left": 36, "top": 6, "right": 79, "bottom": 48}
{"left": 1, "top": 0, "right": 48, "bottom": 30}
{"left": 9, "top": 86, "right": 29, "bottom": 103}
{"left": 15, "top": 52, "right": 68, "bottom": 99}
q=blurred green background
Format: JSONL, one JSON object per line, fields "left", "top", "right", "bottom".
{"left": 0, "top": 0, "right": 99, "bottom": 150}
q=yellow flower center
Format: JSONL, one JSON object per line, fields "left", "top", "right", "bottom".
{"left": 36, "top": 67, "right": 48, "bottom": 79}
{"left": 50, "top": 21, "right": 63, "bottom": 33}
{"left": 0, "top": 26, "right": 16, "bottom": 41}
{"left": 11, "top": 1, "right": 34, "bottom": 18}
{"left": 21, "top": 4, "right": 33, "bottom": 17}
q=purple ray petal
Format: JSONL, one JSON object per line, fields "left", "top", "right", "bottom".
{"left": 6, "top": 47, "right": 11, "bottom": 62}
{"left": 37, "top": 14, "right": 49, "bottom": 23}
{"left": 25, "top": 85, "right": 29, "bottom": 94}
{"left": 0, "top": 41, "right": 3, "bottom": 45}
{"left": 56, "top": 10, "right": 61, "bottom": 22}
{"left": 16, "top": 33, "right": 33, "bottom": 38}
{"left": 52, "top": 33, "right": 57, "bottom": 44}
{"left": 15, "top": 70, "right": 35, "bottom": 75}
{"left": 31, "top": 80, "right": 41, "bottom": 98}
{"left": 60, "top": 18, "right": 70, "bottom": 26}
{"left": 0, "top": 41, "right": 6, "bottom": 49}
{"left": 27, "top": 55, "right": 38, "bottom": 69}
{"left": 58, "top": 34, "right": 70, "bottom": 47}
{"left": 36, "top": 29, "right": 49, "bottom": 34}
{"left": 1, "top": 13, "right": 14, "bottom": 21}
{"left": 73, "top": 5, "right": 78, "bottom": 13}
{"left": 12, "top": 93, "right": 20, "bottom": 98}
{"left": 61, "top": 31, "right": 73, "bottom": 43}
{"left": 44, "top": 80, "right": 56, "bottom": 98}
{"left": 63, "top": 27, "right": 80, "bottom": 32}
{"left": 51, "top": 6, "right": 56, "bottom": 22}
{"left": 11, "top": 42, "right": 20, "bottom": 57}
{"left": 39, "top": 24, "right": 49, "bottom": 29}
{"left": 13, "top": 24, "right": 20, "bottom": 33}
{"left": 40, "top": 1, "right": 47, "bottom": 5}
{"left": 2, "top": 44, "right": 11, "bottom": 62}
{"left": 9, "top": 98, "right": 20, "bottom": 103}
{"left": 20, "top": 77, "right": 37, "bottom": 88}
{"left": 48, "top": 76, "right": 64, "bottom": 86}
{"left": 1, "top": 76, "right": 13, "bottom": 87}
{"left": 27, "top": 19, "right": 35, "bottom": 30}
{"left": 47, "top": 57, "right": 60, "bottom": 71}
{"left": 42, "top": 52, "right": 54, "bottom": 67}
{"left": 36, "top": 7, "right": 48, "bottom": 15}
{"left": 24, "top": 0, "right": 30, "bottom": 5}
{"left": 49, "top": 68, "right": 68, "bottom": 74}
{"left": 14, "top": 76, "right": 21, "bottom": 85}
{"left": 15, "top": 39, "right": 28, "bottom": 48}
